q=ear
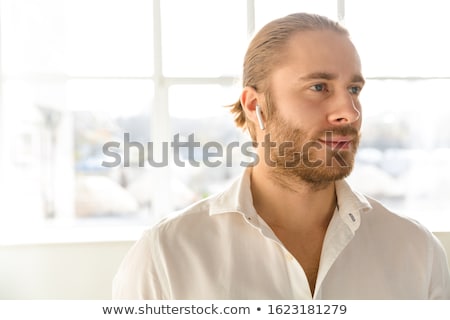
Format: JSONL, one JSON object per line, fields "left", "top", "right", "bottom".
{"left": 240, "top": 86, "right": 264, "bottom": 128}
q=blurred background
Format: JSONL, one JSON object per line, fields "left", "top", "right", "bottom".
{"left": 0, "top": 0, "right": 449, "bottom": 298}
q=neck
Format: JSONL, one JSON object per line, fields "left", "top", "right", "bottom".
{"left": 250, "top": 165, "right": 337, "bottom": 232}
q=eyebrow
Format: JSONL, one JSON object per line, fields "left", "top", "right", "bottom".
{"left": 299, "top": 72, "right": 365, "bottom": 84}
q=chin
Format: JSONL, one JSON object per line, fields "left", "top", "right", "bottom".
{"left": 269, "top": 165, "right": 353, "bottom": 192}
{"left": 300, "top": 166, "right": 353, "bottom": 183}
{"left": 269, "top": 147, "right": 357, "bottom": 190}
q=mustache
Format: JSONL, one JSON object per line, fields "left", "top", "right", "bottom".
{"left": 314, "top": 125, "right": 360, "bottom": 139}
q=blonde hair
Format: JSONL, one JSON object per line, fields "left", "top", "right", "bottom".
{"left": 229, "top": 13, "right": 349, "bottom": 140}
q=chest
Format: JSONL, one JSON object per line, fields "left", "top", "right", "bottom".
{"left": 272, "top": 228, "right": 326, "bottom": 294}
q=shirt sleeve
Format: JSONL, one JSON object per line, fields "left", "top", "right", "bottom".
{"left": 428, "top": 233, "right": 450, "bottom": 299}
{"left": 112, "top": 230, "right": 166, "bottom": 299}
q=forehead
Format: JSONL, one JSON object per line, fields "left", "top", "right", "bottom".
{"left": 278, "top": 30, "right": 362, "bottom": 78}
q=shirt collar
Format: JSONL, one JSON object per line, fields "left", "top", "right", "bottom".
{"left": 335, "top": 179, "right": 372, "bottom": 232}
{"left": 209, "top": 167, "right": 258, "bottom": 220}
{"left": 209, "top": 168, "right": 373, "bottom": 232}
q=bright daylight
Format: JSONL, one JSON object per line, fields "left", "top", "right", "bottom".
{"left": 0, "top": 0, "right": 449, "bottom": 308}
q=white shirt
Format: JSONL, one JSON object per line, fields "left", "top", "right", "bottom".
{"left": 112, "top": 168, "right": 450, "bottom": 299}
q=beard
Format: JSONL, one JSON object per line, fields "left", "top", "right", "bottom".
{"left": 263, "top": 110, "right": 360, "bottom": 191}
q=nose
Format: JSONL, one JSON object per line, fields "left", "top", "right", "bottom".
{"left": 328, "top": 91, "right": 361, "bottom": 125}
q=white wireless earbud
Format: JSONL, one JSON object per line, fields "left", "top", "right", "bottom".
{"left": 255, "top": 105, "right": 265, "bottom": 130}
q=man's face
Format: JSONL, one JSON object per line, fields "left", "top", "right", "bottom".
{"left": 262, "top": 30, "right": 364, "bottom": 188}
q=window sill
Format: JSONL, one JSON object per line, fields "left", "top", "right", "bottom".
{"left": 0, "top": 221, "right": 148, "bottom": 246}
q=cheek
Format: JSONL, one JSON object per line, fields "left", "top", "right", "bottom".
{"left": 296, "top": 108, "right": 330, "bottom": 134}
{"left": 356, "top": 117, "right": 362, "bottom": 130}
{"left": 278, "top": 100, "right": 325, "bottom": 126}
{"left": 354, "top": 105, "right": 363, "bottom": 129}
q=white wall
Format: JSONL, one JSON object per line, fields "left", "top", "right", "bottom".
{"left": 0, "top": 241, "right": 132, "bottom": 299}
{"left": 1, "top": 233, "right": 449, "bottom": 299}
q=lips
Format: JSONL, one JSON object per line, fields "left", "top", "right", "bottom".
{"left": 318, "top": 136, "right": 354, "bottom": 150}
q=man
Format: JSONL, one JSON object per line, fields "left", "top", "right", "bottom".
{"left": 113, "top": 13, "right": 450, "bottom": 299}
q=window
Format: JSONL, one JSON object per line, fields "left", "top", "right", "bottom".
{"left": 0, "top": 0, "right": 449, "bottom": 241}
{"left": 344, "top": 0, "right": 450, "bottom": 230}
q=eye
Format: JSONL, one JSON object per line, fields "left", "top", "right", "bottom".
{"left": 310, "top": 83, "right": 327, "bottom": 92}
{"left": 348, "top": 86, "right": 362, "bottom": 95}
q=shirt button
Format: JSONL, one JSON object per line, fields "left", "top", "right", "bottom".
{"left": 348, "top": 213, "right": 356, "bottom": 222}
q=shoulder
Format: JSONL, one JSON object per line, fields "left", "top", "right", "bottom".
{"left": 112, "top": 194, "right": 224, "bottom": 299}
{"left": 360, "top": 195, "right": 445, "bottom": 256}
{"left": 364, "top": 196, "right": 431, "bottom": 235}
{"left": 152, "top": 193, "right": 219, "bottom": 235}
{"left": 146, "top": 190, "right": 244, "bottom": 249}
{"left": 361, "top": 196, "right": 450, "bottom": 271}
